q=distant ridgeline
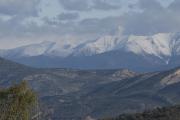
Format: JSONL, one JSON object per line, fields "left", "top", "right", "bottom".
{"left": 101, "top": 105, "right": 180, "bottom": 120}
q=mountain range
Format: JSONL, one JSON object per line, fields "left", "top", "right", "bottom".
{"left": 1, "top": 57, "right": 180, "bottom": 119}
{"left": 1, "top": 32, "right": 180, "bottom": 71}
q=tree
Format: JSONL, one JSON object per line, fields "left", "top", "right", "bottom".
{"left": 0, "top": 81, "right": 38, "bottom": 120}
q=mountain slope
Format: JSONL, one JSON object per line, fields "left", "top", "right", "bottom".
{"left": 73, "top": 33, "right": 173, "bottom": 59}
{"left": 1, "top": 33, "right": 180, "bottom": 71}
{"left": 8, "top": 50, "right": 175, "bottom": 72}
{"left": 0, "top": 57, "right": 138, "bottom": 119}
{"left": 0, "top": 38, "right": 84, "bottom": 58}
{"left": 1, "top": 57, "right": 180, "bottom": 119}
{"left": 81, "top": 67, "right": 180, "bottom": 119}
{"left": 0, "top": 57, "right": 34, "bottom": 86}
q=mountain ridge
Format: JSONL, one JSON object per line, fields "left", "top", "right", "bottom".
{"left": 1, "top": 32, "right": 180, "bottom": 71}
{"left": 2, "top": 32, "right": 180, "bottom": 58}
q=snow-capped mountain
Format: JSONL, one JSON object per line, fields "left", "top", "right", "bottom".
{"left": 1, "top": 32, "right": 180, "bottom": 59}
{"left": 0, "top": 39, "right": 83, "bottom": 58}
{"left": 73, "top": 35, "right": 126, "bottom": 56}
{"left": 0, "top": 41, "right": 55, "bottom": 57}
{"left": 1, "top": 32, "right": 180, "bottom": 71}
{"left": 73, "top": 33, "right": 180, "bottom": 62}
{"left": 74, "top": 33, "right": 177, "bottom": 57}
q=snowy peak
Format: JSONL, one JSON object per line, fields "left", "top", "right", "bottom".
{"left": 20, "top": 41, "right": 55, "bottom": 57}
{"left": 125, "top": 33, "right": 172, "bottom": 58}
{"left": 1, "top": 40, "right": 83, "bottom": 58}
{"left": 1, "top": 32, "right": 180, "bottom": 63}
{"left": 1, "top": 32, "right": 180, "bottom": 71}
{"left": 170, "top": 33, "right": 180, "bottom": 55}
{"left": 0, "top": 41, "right": 55, "bottom": 58}
{"left": 73, "top": 35, "right": 126, "bottom": 56}
{"left": 73, "top": 33, "right": 180, "bottom": 62}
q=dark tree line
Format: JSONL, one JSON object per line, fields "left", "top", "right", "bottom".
{"left": 101, "top": 105, "right": 180, "bottom": 120}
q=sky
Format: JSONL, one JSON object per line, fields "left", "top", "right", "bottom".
{"left": 0, "top": 0, "right": 179, "bottom": 49}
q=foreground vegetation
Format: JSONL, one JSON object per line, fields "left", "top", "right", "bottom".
{"left": 0, "top": 81, "right": 38, "bottom": 120}
{"left": 101, "top": 105, "right": 180, "bottom": 120}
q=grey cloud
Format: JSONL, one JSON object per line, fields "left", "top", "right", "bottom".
{"left": 138, "top": 0, "right": 163, "bottom": 11}
{"left": 121, "top": 0, "right": 180, "bottom": 35}
{"left": 0, "top": 0, "right": 40, "bottom": 16}
{"left": 1, "top": 0, "right": 180, "bottom": 42}
{"left": 77, "top": 17, "right": 121, "bottom": 35}
{"left": 92, "top": 0, "right": 120, "bottom": 10}
{"left": 168, "top": 0, "right": 180, "bottom": 12}
{"left": 40, "top": 0, "right": 180, "bottom": 36}
{"left": 2, "top": 16, "right": 78, "bottom": 37}
{"left": 58, "top": 0, "right": 121, "bottom": 11}
{"left": 0, "top": 17, "right": 27, "bottom": 37}
{"left": 58, "top": 12, "right": 79, "bottom": 20}
{"left": 42, "top": 16, "right": 121, "bottom": 36}
{"left": 0, "top": 0, "right": 122, "bottom": 41}
{"left": 59, "top": 0, "right": 91, "bottom": 11}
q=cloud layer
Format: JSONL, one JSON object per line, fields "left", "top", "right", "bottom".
{"left": 0, "top": 0, "right": 179, "bottom": 49}
{"left": 0, "top": 0, "right": 40, "bottom": 16}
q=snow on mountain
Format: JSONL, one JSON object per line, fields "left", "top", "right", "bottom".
{"left": 73, "top": 33, "right": 178, "bottom": 59}
{"left": 124, "top": 33, "right": 172, "bottom": 58}
{"left": 0, "top": 41, "right": 55, "bottom": 57}
{"left": 0, "top": 39, "right": 84, "bottom": 58}
{"left": 73, "top": 35, "right": 127, "bottom": 56}
{"left": 70, "top": 32, "right": 180, "bottom": 65}
{"left": 20, "top": 41, "right": 55, "bottom": 57}
{"left": 46, "top": 38, "right": 84, "bottom": 57}
{"left": 170, "top": 33, "right": 180, "bottom": 55}
{"left": 1, "top": 32, "right": 180, "bottom": 62}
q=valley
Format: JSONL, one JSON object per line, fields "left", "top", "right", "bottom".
{"left": 1, "top": 57, "right": 180, "bottom": 119}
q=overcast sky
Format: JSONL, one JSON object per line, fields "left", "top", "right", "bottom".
{"left": 0, "top": 0, "right": 179, "bottom": 49}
